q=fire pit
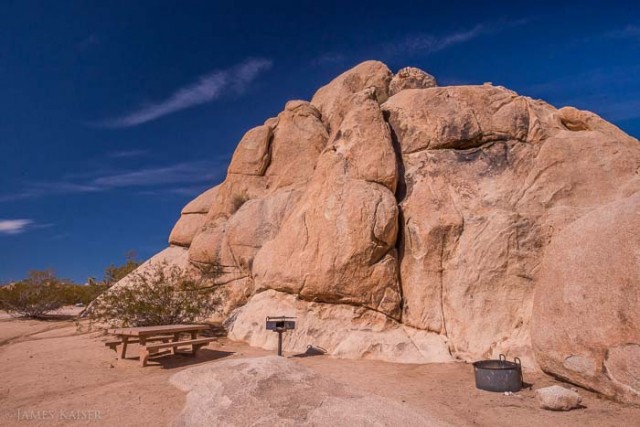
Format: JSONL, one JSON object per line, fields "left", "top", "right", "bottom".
{"left": 473, "top": 354, "right": 523, "bottom": 392}
{"left": 265, "top": 316, "right": 296, "bottom": 356}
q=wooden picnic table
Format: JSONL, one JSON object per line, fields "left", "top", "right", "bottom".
{"left": 106, "top": 324, "right": 214, "bottom": 366}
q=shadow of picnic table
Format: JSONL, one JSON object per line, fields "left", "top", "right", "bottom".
{"left": 147, "top": 348, "right": 236, "bottom": 369}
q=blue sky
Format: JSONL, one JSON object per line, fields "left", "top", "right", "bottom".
{"left": 1, "top": 1, "right": 639, "bottom": 283}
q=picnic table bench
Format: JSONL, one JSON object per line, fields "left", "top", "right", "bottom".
{"left": 106, "top": 324, "right": 215, "bottom": 366}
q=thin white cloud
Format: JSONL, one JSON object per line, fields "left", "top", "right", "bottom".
{"left": 0, "top": 183, "right": 101, "bottom": 202}
{"left": 311, "top": 19, "right": 529, "bottom": 66}
{"left": 0, "top": 158, "right": 230, "bottom": 203}
{"left": 138, "top": 185, "right": 212, "bottom": 197}
{"left": 0, "top": 219, "right": 33, "bottom": 235}
{"left": 93, "top": 161, "right": 222, "bottom": 187}
{"left": 311, "top": 52, "right": 347, "bottom": 66}
{"left": 76, "top": 34, "right": 102, "bottom": 51}
{"left": 523, "top": 65, "right": 640, "bottom": 96}
{"left": 50, "top": 233, "right": 70, "bottom": 241}
{"left": 107, "top": 149, "right": 149, "bottom": 158}
{"left": 384, "top": 18, "right": 531, "bottom": 57}
{"left": 520, "top": 65, "right": 640, "bottom": 122}
{"left": 98, "top": 58, "right": 273, "bottom": 128}
{"left": 605, "top": 25, "right": 640, "bottom": 41}
{"left": 385, "top": 24, "right": 489, "bottom": 56}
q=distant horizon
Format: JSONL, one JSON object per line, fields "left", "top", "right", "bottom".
{"left": 1, "top": 1, "right": 639, "bottom": 283}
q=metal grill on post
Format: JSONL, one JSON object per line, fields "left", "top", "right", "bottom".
{"left": 265, "top": 316, "right": 296, "bottom": 356}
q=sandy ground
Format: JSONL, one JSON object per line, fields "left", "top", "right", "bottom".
{"left": 0, "top": 310, "right": 638, "bottom": 426}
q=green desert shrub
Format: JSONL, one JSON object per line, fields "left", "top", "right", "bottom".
{"left": 0, "top": 270, "right": 67, "bottom": 318}
{"left": 103, "top": 251, "right": 141, "bottom": 286}
{"left": 89, "top": 262, "right": 219, "bottom": 327}
{"left": 59, "top": 280, "right": 109, "bottom": 306}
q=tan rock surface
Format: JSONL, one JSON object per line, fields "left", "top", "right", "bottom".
{"left": 168, "top": 213, "right": 207, "bottom": 247}
{"left": 187, "top": 174, "right": 269, "bottom": 266}
{"left": 265, "top": 100, "right": 328, "bottom": 189}
{"left": 227, "top": 290, "right": 453, "bottom": 364}
{"left": 198, "top": 174, "right": 268, "bottom": 223}
{"left": 311, "top": 60, "right": 392, "bottom": 134}
{"left": 181, "top": 184, "right": 219, "bottom": 214}
{"left": 187, "top": 218, "right": 227, "bottom": 266}
{"left": 227, "top": 124, "right": 272, "bottom": 176}
{"left": 225, "top": 189, "right": 301, "bottom": 274}
{"left": 330, "top": 89, "right": 397, "bottom": 191}
{"left": 170, "top": 355, "right": 450, "bottom": 426}
{"left": 252, "top": 178, "right": 401, "bottom": 316}
{"left": 112, "top": 61, "right": 640, "bottom": 404}
{"left": 382, "top": 85, "right": 551, "bottom": 153}
{"left": 252, "top": 90, "right": 402, "bottom": 317}
{"left": 535, "top": 385, "right": 582, "bottom": 411}
{"left": 383, "top": 83, "right": 640, "bottom": 368}
{"left": 532, "top": 194, "right": 640, "bottom": 404}
{"left": 389, "top": 66, "right": 437, "bottom": 96}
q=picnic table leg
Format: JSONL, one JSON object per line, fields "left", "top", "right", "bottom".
{"left": 119, "top": 336, "right": 129, "bottom": 360}
{"left": 139, "top": 337, "right": 149, "bottom": 367}
{"left": 171, "top": 332, "right": 181, "bottom": 355}
{"left": 189, "top": 331, "right": 198, "bottom": 356}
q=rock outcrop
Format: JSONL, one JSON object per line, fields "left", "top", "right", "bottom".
{"left": 532, "top": 193, "right": 640, "bottom": 403}
{"left": 227, "top": 290, "right": 453, "bottom": 364}
{"left": 170, "top": 356, "right": 448, "bottom": 426}
{"left": 389, "top": 66, "right": 437, "bottom": 96}
{"left": 118, "top": 60, "right": 640, "bottom": 403}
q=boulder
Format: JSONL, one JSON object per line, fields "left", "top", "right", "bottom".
{"left": 181, "top": 185, "right": 219, "bottom": 214}
{"left": 186, "top": 174, "right": 268, "bottom": 264}
{"left": 252, "top": 177, "right": 402, "bottom": 317}
{"left": 535, "top": 386, "right": 582, "bottom": 411}
{"left": 389, "top": 66, "right": 437, "bottom": 95}
{"left": 383, "top": 83, "right": 640, "bottom": 366}
{"left": 532, "top": 194, "right": 640, "bottom": 404}
{"left": 311, "top": 60, "right": 392, "bottom": 134}
{"left": 330, "top": 88, "right": 397, "bottom": 191}
{"left": 168, "top": 213, "right": 207, "bottom": 247}
{"left": 187, "top": 219, "right": 227, "bottom": 266}
{"left": 170, "top": 356, "right": 445, "bottom": 426}
{"left": 225, "top": 190, "right": 301, "bottom": 274}
{"left": 264, "top": 100, "right": 328, "bottom": 190}
{"left": 252, "top": 90, "right": 402, "bottom": 317}
{"left": 382, "top": 85, "right": 550, "bottom": 153}
{"left": 383, "top": 85, "right": 553, "bottom": 362}
{"left": 227, "top": 124, "right": 272, "bottom": 176}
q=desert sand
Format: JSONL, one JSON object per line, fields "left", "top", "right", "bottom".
{"left": 1, "top": 311, "right": 638, "bottom": 426}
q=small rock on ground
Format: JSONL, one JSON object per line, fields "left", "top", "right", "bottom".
{"left": 535, "top": 385, "right": 582, "bottom": 411}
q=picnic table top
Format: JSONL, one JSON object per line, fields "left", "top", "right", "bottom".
{"left": 107, "top": 324, "right": 209, "bottom": 337}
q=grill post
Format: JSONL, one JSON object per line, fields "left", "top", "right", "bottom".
{"left": 266, "top": 316, "right": 296, "bottom": 357}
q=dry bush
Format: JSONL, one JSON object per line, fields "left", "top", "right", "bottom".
{"left": 0, "top": 270, "right": 66, "bottom": 318}
{"left": 89, "top": 261, "right": 219, "bottom": 327}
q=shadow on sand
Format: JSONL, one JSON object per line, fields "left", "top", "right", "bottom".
{"left": 1, "top": 313, "right": 80, "bottom": 322}
{"left": 145, "top": 348, "right": 236, "bottom": 369}
{"left": 291, "top": 345, "right": 328, "bottom": 358}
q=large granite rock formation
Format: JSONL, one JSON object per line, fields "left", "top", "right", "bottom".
{"left": 125, "top": 61, "right": 639, "bottom": 403}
